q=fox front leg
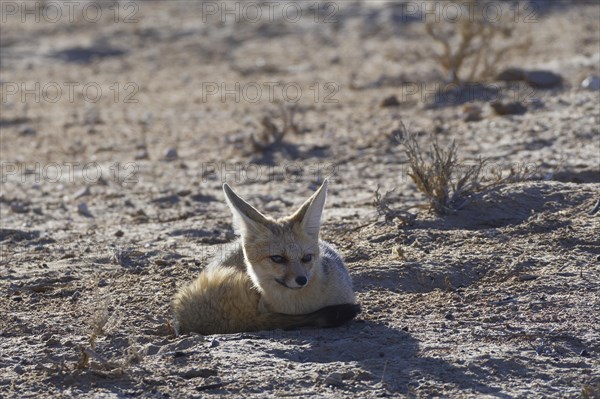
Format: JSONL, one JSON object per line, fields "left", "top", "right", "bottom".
{"left": 258, "top": 297, "right": 271, "bottom": 314}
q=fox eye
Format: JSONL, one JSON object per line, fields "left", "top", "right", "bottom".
{"left": 270, "top": 255, "right": 286, "bottom": 264}
{"left": 301, "top": 254, "right": 313, "bottom": 263}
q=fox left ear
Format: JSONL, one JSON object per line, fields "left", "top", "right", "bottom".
{"left": 291, "top": 179, "right": 328, "bottom": 239}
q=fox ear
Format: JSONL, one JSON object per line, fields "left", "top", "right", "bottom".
{"left": 291, "top": 179, "right": 328, "bottom": 239}
{"left": 223, "top": 184, "right": 270, "bottom": 236}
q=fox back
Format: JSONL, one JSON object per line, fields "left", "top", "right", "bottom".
{"left": 172, "top": 180, "right": 358, "bottom": 334}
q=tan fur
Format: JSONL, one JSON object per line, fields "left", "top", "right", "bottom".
{"left": 172, "top": 180, "right": 357, "bottom": 334}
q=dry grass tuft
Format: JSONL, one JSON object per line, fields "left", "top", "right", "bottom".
{"left": 251, "top": 102, "right": 299, "bottom": 152}
{"left": 76, "top": 276, "right": 143, "bottom": 374}
{"left": 400, "top": 121, "right": 536, "bottom": 215}
{"left": 425, "top": 0, "right": 532, "bottom": 83}
{"left": 403, "top": 133, "right": 486, "bottom": 214}
{"left": 581, "top": 382, "right": 600, "bottom": 399}
{"left": 373, "top": 185, "right": 416, "bottom": 226}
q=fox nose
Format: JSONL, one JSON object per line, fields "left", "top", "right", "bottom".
{"left": 295, "top": 276, "right": 307, "bottom": 286}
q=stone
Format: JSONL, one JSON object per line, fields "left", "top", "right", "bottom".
{"left": 381, "top": 95, "right": 400, "bottom": 107}
{"left": 581, "top": 75, "right": 600, "bottom": 91}
{"left": 491, "top": 101, "right": 527, "bottom": 116}
{"left": 324, "top": 372, "right": 344, "bottom": 387}
{"left": 496, "top": 68, "right": 526, "bottom": 82}
{"left": 164, "top": 147, "right": 178, "bottom": 161}
{"left": 523, "top": 70, "right": 562, "bottom": 89}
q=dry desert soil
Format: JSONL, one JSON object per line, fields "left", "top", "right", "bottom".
{"left": 1, "top": 1, "right": 599, "bottom": 398}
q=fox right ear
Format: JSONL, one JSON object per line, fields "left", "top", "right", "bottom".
{"left": 223, "top": 184, "right": 270, "bottom": 236}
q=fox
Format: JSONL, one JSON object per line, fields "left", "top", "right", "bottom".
{"left": 172, "top": 179, "right": 360, "bottom": 335}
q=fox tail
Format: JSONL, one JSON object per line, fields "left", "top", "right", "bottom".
{"left": 267, "top": 303, "right": 361, "bottom": 330}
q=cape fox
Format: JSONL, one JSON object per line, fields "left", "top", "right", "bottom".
{"left": 172, "top": 179, "right": 359, "bottom": 335}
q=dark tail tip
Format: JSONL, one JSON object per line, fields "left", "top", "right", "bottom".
{"left": 315, "top": 303, "right": 361, "bottom": 328}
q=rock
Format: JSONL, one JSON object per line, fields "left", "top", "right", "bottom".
{"left": 135, "top": 149, "right": 149, "bottom": 160}
{"left": 164, "top": 147, "right": 178, "bottom": 161}
{"left": 324, "top": 372, "right": 344, "bottom": 387}
{"left": 114, "top": 230, "right": 124, "bottom": 237}
{"left": 77, "top": 202, "right": 93, "bottom": 218}
{"left": 581, "top": 75, "right": 600, "bottom": 91}
{"left": 523, "top": 70, "right": 562, "bottom": 89}
{"left": 73, "top": 186, "right": 90, "bottom": 199}
{"left": 10, "top": 202, "right": 28, "bottom": 214}
{"left": 491, "top": 101, "right": 527, "bottom": 116}
{"left": 19, "top": 126, "right": 36, "bottom": 136}
{"left": 182, "top": 368, "right": 218, "bottom": 379}
{"left": 463, "top": 104, "right": 482, "bottom": 122}
{"left": 496, "top": 68, "right": 562, "bottom": 89}
{"left": 381, "top": 95, "right": 400, "bottom": 107}
{"left": 496, "top": 68, "right": 526, "bottom": 82}
{"left": 518, "top": 274, "right": 539, "bottom": 282}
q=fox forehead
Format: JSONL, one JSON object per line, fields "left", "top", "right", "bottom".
{"left": 243, "top": 223, "right": 319, "bottom": 258}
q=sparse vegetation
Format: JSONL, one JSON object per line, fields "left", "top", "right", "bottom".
{"left": 581, "top": 382, "right": 600, "bottom": 399}
{"left": 373, "top": 185, "right": 415, "bottom": 226}
{"left": 76, "top": 277, "right": 144, "bottom": 375}
{"left": 425, "top": 0, "right": 532, "bottom": 83}
{"left": 250, "top": 102, "right": 300, "bottom": 152}
{"left": 403, "top": 132, "right": 486, "bottom": 214}
{"left": 400, "top": 123, "right": 537, "bottom": 214}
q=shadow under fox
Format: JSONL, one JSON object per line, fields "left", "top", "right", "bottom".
{"left": 172, "top": 180, "right": 360, "bottom": 335}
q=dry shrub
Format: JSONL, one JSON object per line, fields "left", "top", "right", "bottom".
{"left": 76, "top": 276, "right": 145, "bottom": 375}
{"left": 373, "top": 185, "right": 416, "bottom": 226}
{"left": 251, "top": 102, "right": 299, "bottom": 152}
{"left": 425, "top": 0, "right": 532, "bottom": 83}
{"left": 401, "top": 126, "right": 535, "bottom": 214}
{"left": 404, "top": 133, "right": 486, "bottom": 214}
{"left": 581, "top": 382, "right": 600, "bottom": 399}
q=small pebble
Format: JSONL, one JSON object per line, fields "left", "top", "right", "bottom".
{"left": 77, "top": 202, "right": 93, "bottom": 218}
{"left": 164, "top": 148, "right": 178, "bottom": 161}
{"left": 463, "top": 104, "right": 482, "bottom": 122}
{"left": 518, "top": 274, "right": 539, "bottom": 282}
{"left": 135, "top": 149, "right": 149, "bottom": 160}
{"left": 496, "top": 68, "right": 526, "bottom": 82}
{"left": 19, "top": 126, "right": 36, "bottom": 136}
{"left": 324, "top": 372, "right": 343, "bottom": 387}
{"left": 491, "top": 101, "right": 527, "bottom": 116}
{"left": 381, "top": 95, "right": 400, "bottom": 107}
{"left": 496, "top": 68, "right": 562, "bottom": 89}
{"left": 182, "top": 368, "right": 218, "bottom": 379}
{"left": 73, "top": 186, "right": 90, "bottom": 199}
{"left": 581, "top": 76, "right": 600, "bottom": 91}
{"left": 10, "top": 202, "right": 28, "bottom": 214}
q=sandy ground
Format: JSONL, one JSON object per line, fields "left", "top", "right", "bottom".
{"left": 1, "top": 1, "right": 599, "bottom": 398}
